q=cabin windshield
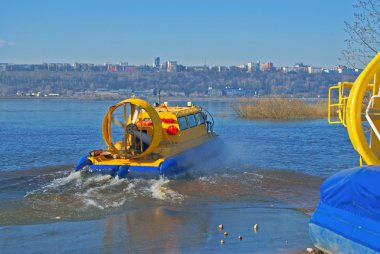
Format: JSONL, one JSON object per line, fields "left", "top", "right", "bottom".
{"left": 195, "top": 112, "right": 205, "bottom": 125}
{"left": 187, "top": 114, "right": 197, "bottom": 128}
{"left": 178, "top": 116, "right": 188, "bottom": 130}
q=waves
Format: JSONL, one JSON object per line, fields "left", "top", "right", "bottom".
{"left": 21, "top": 168, "right": 185, "bottom": 214}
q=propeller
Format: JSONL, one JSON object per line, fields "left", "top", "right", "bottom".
{"left": 111, "top": 110, "right": 152, "bottom": 146}
{"left": 133, "top": 130, "right": 152, "bottom": 145}
{"left": 111, "top": 115, "right": 123, "bottom": 128}
{"left": 131, "top": 108, "right": 139, "bottom": 124}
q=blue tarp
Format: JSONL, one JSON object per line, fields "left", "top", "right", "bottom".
{"left": 320, "top": 165, "right": 380, "bottom": 222}
{"left": 310, "top": 165, "right": 380, "bottom": 253}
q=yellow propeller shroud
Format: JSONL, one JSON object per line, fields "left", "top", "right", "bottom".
{"left": 328, "top": 53, "right": 380, "bottom": 165}
{"left": 102, "top": 98, "right": 163, "bottom": 159}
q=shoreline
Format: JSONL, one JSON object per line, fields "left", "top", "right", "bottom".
{"left": 0, "top": 95, "right": 326, "bottom": 102}
{"left": 0, "top": 95, "right": 242, "bottom": 102}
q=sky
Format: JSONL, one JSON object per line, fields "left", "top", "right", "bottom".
{"left": 0, "top": 0, "right": 356, "bottom": 67}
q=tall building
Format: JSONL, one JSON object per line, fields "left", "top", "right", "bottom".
{"left": 161, "top": 60, "right": 177, "bottom": 72}
{"left": 247, "top": 61, "right": 260, "bottom": 73}
{"left": 260, "top": 62, "right": 274, "bottom": 72}
{"left": 154, "top": 57, "right": 160, "bottom": 68}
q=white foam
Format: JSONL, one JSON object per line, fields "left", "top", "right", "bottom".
{"left": 243, "top": 172, "right": 264, "bottom": 179}
{"left": 148, "top": 178, "right": 184, "bottom": 203}
{"left": 83, "top": 198, "right": 105, "bottom": 210}
{"left": 81, "top": 174, "right": 113, "bottom": 186}
{"left": 198, "top": 176, "right": 216, "bottom": 184}
{"left": 72, "top": 176, "right": 137, "bottom": 210}
{"left": 43, "top": 171, "right": 82, "bottom": 189}
{"left": 82, "top": 176, "right": 123, "bottom": 195}
{"left": 25, "top": 171, "right": 81, "bottom": 197}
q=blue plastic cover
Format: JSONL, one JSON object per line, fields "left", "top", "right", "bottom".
{"left": 310, "top": 165, "right": 380, "bottom": 252}
{"left": 320, "top": 165, "right": 380, "bottom": 222}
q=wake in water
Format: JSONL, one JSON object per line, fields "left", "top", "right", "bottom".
{"left": 0, "top": 165, "right": 322, "bottom": 226}
{"left": 25, "top": 169, "right": 184, "bottom": 211}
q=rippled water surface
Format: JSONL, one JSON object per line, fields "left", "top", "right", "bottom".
{"left": 0, "top": 99, "right": 358, "bottom": 253}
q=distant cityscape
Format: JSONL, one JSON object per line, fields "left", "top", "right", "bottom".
{"left": 0, "top": 57, "right": 361, "bottom": 98}
{"left": 0, "top": 57, "right": 361, "bottom": 74}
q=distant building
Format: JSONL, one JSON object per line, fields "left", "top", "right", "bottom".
{"left": 335, "top": 65, "right": 352, "bottom": 74}
{"left": 293, "top": 63, "right": 308, "bottom": 72}
{"left": 7, "top": 64, "right": 33, "bottom": 71}
{"left": 207, "top": 87, "right": 223, "bottom": 96}
{"left": 161, "top": 61, "right": 177, "bottom": 72}
{"left": 229, "top": 66, "right": 242, "bottom": 72}
{"left": 124, "top": 66, "right": 139, "bottom": 73}
{"left": 48, "top": 63, "right": 57, "bottom": 71}
{"left": 134, "top": 89, "right": 154, "bottom": 97}
{"left": 281, "top": 66, "right": 297, "bottom": 73}
{"left": 223, "top": 87, "right": 247, "bottom": 96}
{"left": 168, "top": 61, "right": 177, "bottom": 72}
{"left": 186, "top": 66, "right": 208, "bottom": 72}
{"left": 117, "top": 62, "right": 128, "bottom": 72}
{"left": 307, "top": 66, "right": 323, "bottom": 74}
{"left": 0, "top": 63, "right": 7, "bottom": 72}
{"left": 247, "top": 61, "right": 260, "bottom": 73}
{"left": 209, "top": 65, "right": 222, "bottom": 72}
{"left": 260, "top": 62, "right": 274, "bottom": 72}
{"left": 73, "top": 63, "right": 91, "bottom": 71}
{"left": 105, "top": 63, "right": 118, "bottom": 72}
{"left": 154, "top": 57, "right": 160, "bottom": 68}
{"left": 238, "top": 64, "right": 247, "bottom": 72}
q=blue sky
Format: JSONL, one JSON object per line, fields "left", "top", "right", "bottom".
{"left": 0, "top": 0, "right": 355, "bottom": 67}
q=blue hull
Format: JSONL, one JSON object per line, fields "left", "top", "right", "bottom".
{"left": 75, "top": 138, "right": 221, "bottom": 178}
{"left": 310, "top": 166, "right": 380, "bottom": 254}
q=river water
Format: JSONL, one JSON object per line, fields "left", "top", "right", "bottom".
{"left": 0, "top": 99, "right": 358, "bottom": 253}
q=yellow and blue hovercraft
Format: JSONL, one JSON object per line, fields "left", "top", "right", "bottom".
{"left": 75, "top": 98, "right": 217, "bottom": 178}
{"left": 310, "top": 53, "right": 380, "bottom": 254}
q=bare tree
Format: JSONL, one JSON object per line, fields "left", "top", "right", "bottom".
{"left": 343, "top": 0, "right": 380, "bottom": 68}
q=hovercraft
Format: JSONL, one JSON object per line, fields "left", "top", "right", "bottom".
{"left": 75, "top": 98, "right": 217, "bottom": 178}
{"left": 310, "top": 53, "right": 380, "bottom": 253}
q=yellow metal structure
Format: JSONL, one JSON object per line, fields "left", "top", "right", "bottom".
{"left": 328, "top": 53, "right": 380, "bottom": 165}
{"left": 328, "top": 82, "right": 353, "bottom": 126}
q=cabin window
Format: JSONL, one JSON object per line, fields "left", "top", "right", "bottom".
{"left": 187, "top": 114, "right": 197, "bottom": 128}
{"left": 178, "top": 116, "right": 188, "bottom": 130}
{"left": 195, "top": 112, "right": 205, "bottom": 125}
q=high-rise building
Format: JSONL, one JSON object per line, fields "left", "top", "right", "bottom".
{"left": 167, "top": 61, "right": 177, "bottom": 72}
{"left": 154, "top": 57, "right": 160, "bottom": 68}
{"left": 247, "top": 61, "right": 260, "bottom": 73}
{"left": 161, "top": 60, "right": 177, "bottom": 72}
{"left": 260, "top": 62, "right": 274, "bottom": 72}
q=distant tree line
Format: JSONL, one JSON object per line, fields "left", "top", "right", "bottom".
{"left": 0, "top": 70, "right": 358, "bottom": 97}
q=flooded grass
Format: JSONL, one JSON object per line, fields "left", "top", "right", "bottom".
{"left": 232, "top": 97, "right": 327, "bottom": 120}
